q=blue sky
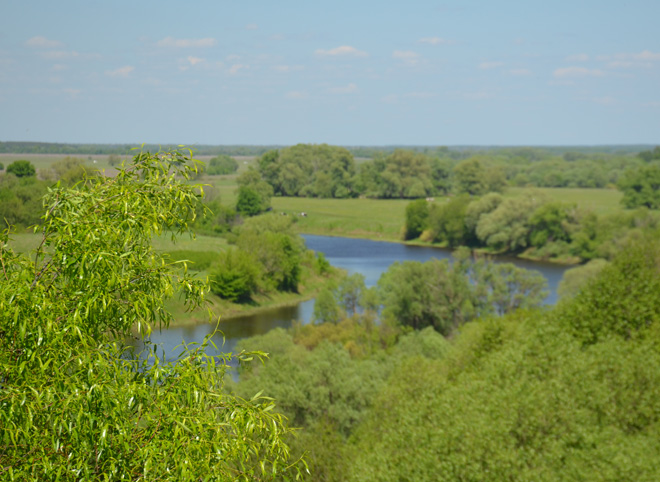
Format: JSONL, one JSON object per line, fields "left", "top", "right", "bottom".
{"left": 1, "top": 0, "right": 659, "bottom": 146}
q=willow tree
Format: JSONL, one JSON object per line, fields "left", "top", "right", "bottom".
{"left": 0, "top": 149, "right": 305, "bottom": 480}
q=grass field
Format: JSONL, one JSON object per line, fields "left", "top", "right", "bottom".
{"left": 271, "top": 197, "right": 410, "bottom": 241}
{"left": 505, "top": 186, "right": 623, "bottom": 216}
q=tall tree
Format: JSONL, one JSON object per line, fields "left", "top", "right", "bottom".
{"left": 617, "top": 165, "right": 660, "bottom": 209}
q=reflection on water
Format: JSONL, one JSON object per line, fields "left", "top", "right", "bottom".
{"left": 134, "top": 235, "right": 570, "bottom": 361}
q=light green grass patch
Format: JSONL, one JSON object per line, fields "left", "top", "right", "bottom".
{"left": 505, "top": 187, "right": 623, "bottom": 216}
{"left": 271, "top": 197, "right": 410, "bottom": 241}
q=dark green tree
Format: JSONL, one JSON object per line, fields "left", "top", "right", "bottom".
{"left": 427, "top": 195, "right": 472, "bottom": 247}
{"left": 236, "top": 186, "right": 263, "bottom": 216}
{"left": 207, "top": 154, "right": 239, "bottom": 175}
{"left": 209, "top": 248, "right": 262, "bottom": 302}
{"left": 403, "top": 199, "right": 430, "bottom": 240}
{"left": 617, "top": 165, "right": 660, "bottom": 209}
{"left": 6, "top": 159, "right": 36, "bottom": 178}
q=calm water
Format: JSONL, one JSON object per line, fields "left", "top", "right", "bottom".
{"left": 139, "top": 235, "right": 570, "bottom": 361}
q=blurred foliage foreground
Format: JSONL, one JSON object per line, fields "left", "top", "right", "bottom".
{"left": 0, "top": 150, "right": 306, "bottom": 481}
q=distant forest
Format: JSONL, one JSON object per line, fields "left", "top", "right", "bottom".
{"left": 0, "top": 141, "right": 654, "bottom": 158}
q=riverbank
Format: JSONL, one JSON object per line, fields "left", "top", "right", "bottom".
{"left": 292, "top": 227, "right": 582, "bottom": 266}
{"left": 163, "top": 264, "right": 344, "bottom": 327}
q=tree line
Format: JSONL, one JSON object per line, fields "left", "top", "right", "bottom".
{"left": 252, "top": 143, "right": 659, "bottom": 200}
{"left": 404, "top": 188, "right": 660, "bottom": 263}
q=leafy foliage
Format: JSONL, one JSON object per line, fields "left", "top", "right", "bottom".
{"left": 358, "top": 150, "right": 435, "bottom": 198}
{"left": 556, "top": 235, "right": 660, "bottom": 345}
{"left": 236, "top": 168, "right": 273, "bottom": 215}
{"left": 206, "top": 154, "right": 239, "bottom": 175}
{"left": 0, "top": 175, "right": 50, "bottom": 228}
{"left": 0, "top": 149, "right": 304, "bottom": 480}
{"left": 348, "top": 237, "right": 660, "bottom": 481}
{"left": 617, "top": 164, "right": 660, "bottom": 209}
{"left": 403, "top": 199, "right": 429, "bottom": 240}
{"left": 378, "top": 255, "right": 547, "bottom": 335}
{"left": 209, "top": 248, "right": 262, "bottom": 302}
{"left": 257, "top": 144, "right": 357, "bottom": 198}
{"left": 235, "top": 215, "right": 303, "bottom": 293}
{"left": 50, "top": 156, "right": 90, "bottom": 185}
{"left": 5, "top": 160, "right": 36, "bottom": 178}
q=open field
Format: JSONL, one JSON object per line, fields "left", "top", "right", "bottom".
{"left": 0, "top": 152, "right": 256, "bottom": 179}
{"left": 505, "top": 186, "right": 624, "bottom": 216}
{"left": 271, "top": 196, "right": 410, "bottom": 241}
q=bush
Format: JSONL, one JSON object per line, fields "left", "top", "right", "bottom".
{"left": 6, "top": 159, "right": 36, "bottom": 178}
{"left": 209, "top": 248, "right": 262, "bottom": 302}
{"left": 207, "top": 154, "right": 239, "bottom": 175}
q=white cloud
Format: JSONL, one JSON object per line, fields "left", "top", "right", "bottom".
{"left": 245, "top": 23, "right": 258, "bottom": 30}
{"left": 479, "top": 61, "right": 504, "bottom": 70}
{"left": 463, "top": 91, "right": 492, "bottom": 100}
{"left": 381, "top": 94, "right": 398, "bottom": 103}
{"left": 403, "top": 92, "right": 436, "bottom": 99}
{"left": 328, "top": 83, "right": 358, "bottom": 94}
{"left": 632, "top": 50, "right": 660, "bottom": 61}
{"left": 553, "top": 66, "right": 604, "bottom": 78}
{"left": 228, "top": 64, "right": 248, "bottom": 75}
{"left": 187, "top": 56, "right": 205, "bottom": 66}
{"left": 41, "top": 50, "right": 80, "bottom": 60}
{"left": 419, "top": 37, "right": 449, "bottom": 45}
{"left": 226, "top": 54, "right": 241, "bottom": 61}
{"left": 393, "top": 50, "right": 421, "bottom": 65}
{"left": 52, "top": 64, "right": 67, "bottom": 71}
{"left": 63, "top": 88, "right": 81, "bottom": 98}
{"left": 26, "top": 36, "right": 64, "bottom": 49}
{"left": 315, "top": 46, "right": 367, "bottom": 57}
{"left": 106, "top": 65, "right": 134, "bottom": 77}
{"left": 598, "top": 50, "right": 660, "bottom": 69}
{"left": 509, "top": 68, "right": 532, "bottom": 76}
{"left": 607, "top": 60, "right": 646, "bottom": 69}
{"left": 286, "top": 91, "right": 308, "bottom": 99}
{"left": 156, "top": 37, "right": 216, "bottom": 48}
{"left": 273, "top": 65, "right": 304, "bottom": 72}
{"left": 566, "top": 54, "right": 589, "bottom": 62}
{"left": 592, "top": 96, "right": 616, "bottom": 105}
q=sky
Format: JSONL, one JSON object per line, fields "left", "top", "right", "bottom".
{"left": 1, "top": 0, "right": 659, "bottom": 146}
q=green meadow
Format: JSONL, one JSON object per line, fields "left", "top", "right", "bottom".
{"left": 271, "top": 197, "right": 411, "bottom": 241}
{"left": 505, "top": 186, "right": 623, "bottom": 216}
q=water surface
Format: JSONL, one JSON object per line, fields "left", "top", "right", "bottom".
{"left": 140, "top": 235, "right": 570, "bottom": 361}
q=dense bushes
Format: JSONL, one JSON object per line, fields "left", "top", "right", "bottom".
{"left": 258, "top": 144, "right": 357, "bottom": 198}
{"left": 206, "top": 154, "right": 238, "bottom": 175}
{"left": 6, "top": 159, "right": 35, "bottom": 178}
{"left": 617, "top": 163, "right": 660, "bottom": 209}
{"left": 406, "top": 189, "right": 660, "bottom": 262}
{"left": 208, "top": 215, "right": 305, "bottom": 301}
{"left": 230, "top": 234, "right": 660, "bottom": 481}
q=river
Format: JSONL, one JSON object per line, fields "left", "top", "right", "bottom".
{"left": 139, "top": 235, "right": 570, "bottom": 361}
